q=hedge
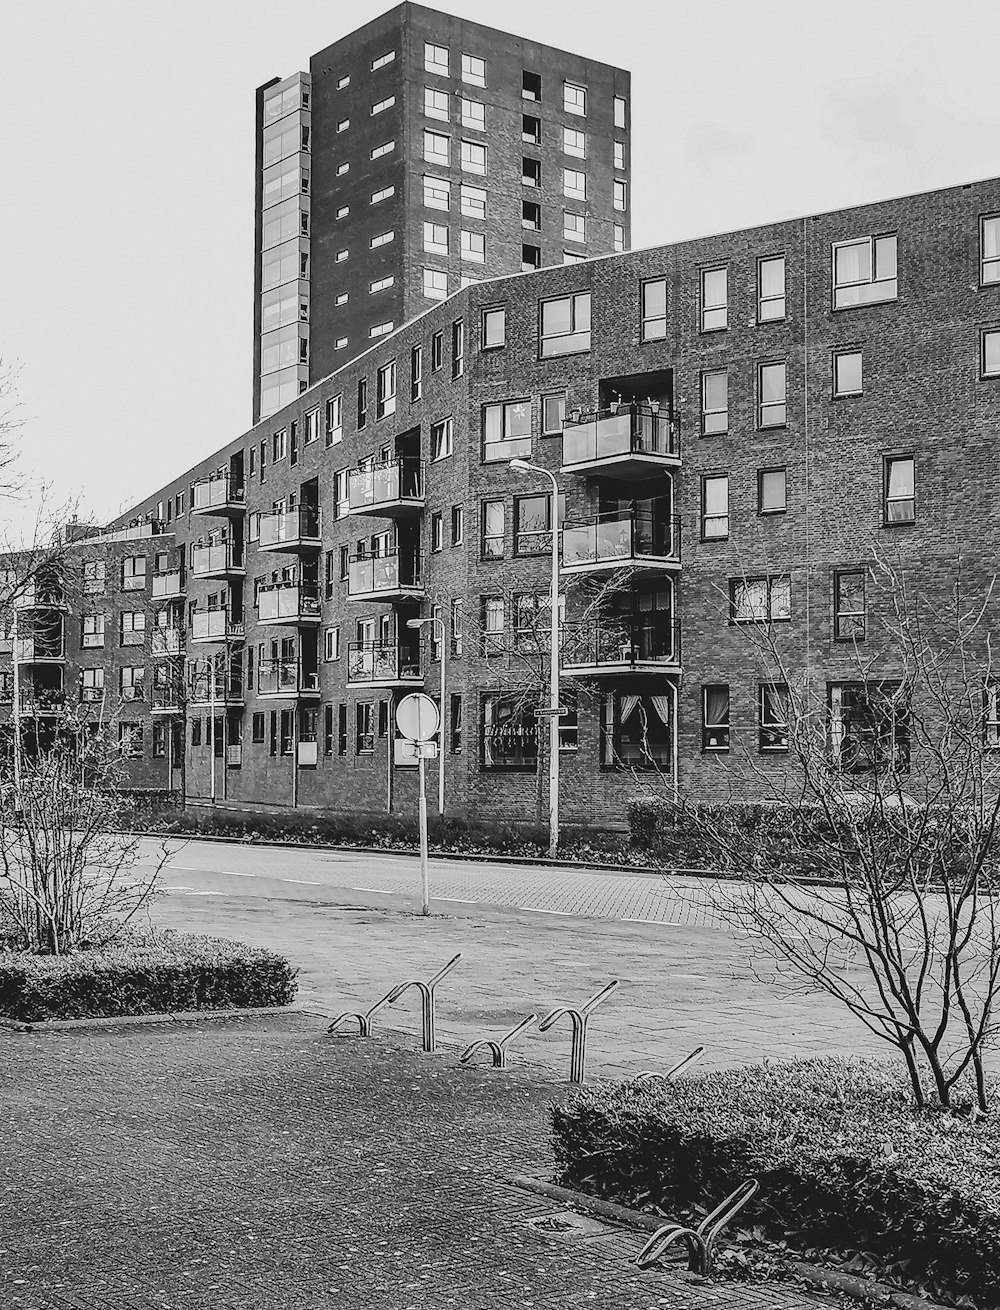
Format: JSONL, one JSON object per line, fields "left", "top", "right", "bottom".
{"left": 0, "top": 931, "right": 298, "bottom": 1022}
{"left": 551, "top": 1058, "right": 999, "bottom": 1307}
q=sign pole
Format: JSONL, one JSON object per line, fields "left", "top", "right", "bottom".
{"left": 418, "top": 750, "right": 430, "bottom": 915}
{"left": 396, "top": 691, "right": 440, "bottom": 918}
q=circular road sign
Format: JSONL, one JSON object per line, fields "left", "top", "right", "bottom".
{"left": 396, "top": 692, "right": 440, "bottom": 742}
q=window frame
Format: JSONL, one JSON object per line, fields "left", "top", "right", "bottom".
{"left": 729, "top": 574, "right": 792, "bottom": 624}
{"left": 538, "top": 291, "right": 591, "bottom": 359}
{"left": 981, "top": 328, "right": 1000, "bottom": 379}
{"left": 700, "top": 265, "right": 728, "bottom": 332}
{"left": 883, "top": 453, "right": 916, "bottom": 526}
{"left": 757, "top": 254, "right": 786, "bottom": 322}
{"left": 481, "top": 306, "right": 506, "bottom": 350}
{"left": 834, "top": 348, "right": 864, "bottom": 397}
{"left": 759, "top": 683, "right": 790, "bottom": 753}
{"left": 701, "top": 684, "right": 731, "bottom": 753}
{"left": 832, "top": 233, "right": 898, "bottom": 310}
{"left": 482, "top": 399, "right": 532, "bottom": 463}
{"left": 758, "top": 360, "right": 787, "bottom": 429}
{"left": 757, "top": 467, "right": 787, "bottom": 516}
{"left": 640, "top": 278, "right": 667, "bottom": 342}
{"left": 700, "top": 473, "right": 729, "bottom": 541}
{"left": 701, "top": 369, "right": 728, "bottom": 435}
{"left": 833, "top": 568, "right": 867, "bottom": 642}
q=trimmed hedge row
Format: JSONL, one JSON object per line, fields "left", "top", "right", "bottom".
{"left": 551, "top": 1058, "right": 999, "bottom": 1307}
{"left": 0, "top": 932, "right": 298, "bottom": 1022}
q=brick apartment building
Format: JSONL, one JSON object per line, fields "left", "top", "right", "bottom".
{"left": 3, "top": 8, "right": 1000, "bottom": 829}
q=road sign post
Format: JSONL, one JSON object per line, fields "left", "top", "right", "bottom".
{"left": 395, "top": 693, "right": 441, "bottom": 916}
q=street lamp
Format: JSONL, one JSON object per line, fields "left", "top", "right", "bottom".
{"left": 509, "top": 457, "right": 561, "bottom": 858}
{"left": 406, "top": 614, "right": 446, "bottom": 815}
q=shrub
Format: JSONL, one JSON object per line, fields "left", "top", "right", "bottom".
{"left": 551, "top": 1058, "right": 1000, "bottom": 1307}
{"left": 0, "top": 931, "right": 298, "bottom": 1023}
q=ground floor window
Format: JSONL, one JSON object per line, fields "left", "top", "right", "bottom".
{"left": 829, "top": 681, "right": 909, "bottom": 773}
{"left": 759, "top": 683, "right": 789, "bottom": 753}
{"left": 601, "top": 691, "right": 672, "bottom": 770}
{"left": 481, "top": 693, "right": 537, "bottom": 769}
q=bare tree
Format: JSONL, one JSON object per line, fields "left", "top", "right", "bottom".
{"left": 676, "top": 548, "right": 1000, "bottom": 1111}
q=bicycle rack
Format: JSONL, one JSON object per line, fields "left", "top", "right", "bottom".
{"left": 537, "top": 980, "right": 619, "bottom": 1085}
{"left": 636, "top": 1179, "right": 759, "bottom": 1276}
{"left": 634, "top": 1045, "right": 706, "bottom": 1085}
{"left": 459, "top": 1013, "right": 538, "bottom": 1069}
{"left": 327, "top": 953, "right": 462, "bottom": 1050}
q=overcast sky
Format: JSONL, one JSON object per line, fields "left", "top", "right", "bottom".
{"left": 2, "top": 0, "right": 1000, "bottom": 537}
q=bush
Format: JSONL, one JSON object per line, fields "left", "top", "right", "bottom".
{"left": 0, "top": 931, "right": 298, "bottom": 1023}
{"left": 551, "top": 1058, "right": 1000, "bottom": 1307}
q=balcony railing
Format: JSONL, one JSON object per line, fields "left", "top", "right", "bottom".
{"left": 152, "top": 568, "right": 184, "bottom": 599}
{"left": 562, "top": 511, "right": 681, "bottom": 572}
{"left": 151, "top": 687, "right": 181, "bottom": 713}
{"left": 257, "top": 660, "right": 320, "bottom": 697}
{"left": 189, "top": 674, "right": 244, "bottom": 705}
{"left": 563, "top": 616, "right": 681, "bottom": 674}
{"left": 258, "top": 507, "right": 321, "bottom": 551}
{"left": 192, "top": 474, "right": 245, "bottom": 515}
{"left": 347, "top": 552, "right": 422, "bottom": 599}
{"left": 19, "top": 693, "right": 65, "bottom": 716}
{"left": 562, "top": 404, "right": 680, "bottom": 476}
{"left": 347, "top": 642, "right": 421, "bottom": 685}
{"left": 257, "top": 583, "right": 321, "bottom": 624}
{"left": 348, "top": 459, "right": 425, "bottom": 516}
{"left": 14, "top": 637, "right": 66, "bottom": 663}
{"left": 190, "top": 609, "right": 245, "bottom": 643}
{"left": 191, "top": 541, "right": 244, "bottom": 577}
{"left": 13, "top": 583, "right": 66, "bottom": 610}
{"left": 151, "top": 628, "right": 183, "bottom": 656}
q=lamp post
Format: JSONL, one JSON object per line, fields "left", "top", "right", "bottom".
{"left": 509, "top": 458, "right": 561, "bottom": 858}
{"left": 406, "top": 614, "right": 446, "bottom": 815}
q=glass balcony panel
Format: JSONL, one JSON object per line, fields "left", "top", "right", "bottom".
{"left": 562, "top": 405, "right": 679, "bottom": 470}
{"left": 565, "top": 615, "right": 679, "bottom": 669}
{"left": 258, "top": 507, "right": 320, "bottom": 548}
{"left": 191, "top": 543, "right": 243, "bottom": 575}
{"left": 193, "top": 476, "right": 244, "bottom": 513}
{"left": 347, "top": 552, "right": 421, "bottom": 596}
{"left": 257, "top": 584, "right": 320, "bottom": 621}
{"left": 349, "top": 459, "right": 424, "bottom": 512}
{"left": 152, "top": 569, "right": 183, "bottom": 598}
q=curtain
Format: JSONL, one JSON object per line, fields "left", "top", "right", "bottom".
{"left": 649, "top": 694, "right": 672, "bottom": 728}
{"left": 705, "top": 685, "right": 729, "bottom": 725}
{"left": 619, "top": 694, "right": 641, "bottom": 723}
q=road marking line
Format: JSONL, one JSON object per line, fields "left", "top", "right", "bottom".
{"left": 517, "top": 906, "right": 575, "bottom": 916}
{"left": 280, "top": 878, "right": 322, "bottom": 886}
{"left": 168, "top": 866, "right": 257, "bottom": 878}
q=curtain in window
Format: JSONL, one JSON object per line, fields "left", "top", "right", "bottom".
{"left": 649, "top": 694, "right": 672, "bottom": 728}
{"left": 835, "top": 242, "right": 867, "bottom": 286}
{"left": 619, "top": 694, "right": 641, "bottom": 724}
{"left": 705, "top": 685, "right": 729, "bottom": 726}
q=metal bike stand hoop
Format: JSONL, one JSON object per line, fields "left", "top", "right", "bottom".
{"left": 537, "top": 980, "right": 619, "bottom": 1085}
{"left": 634, "top": 1045, "right": 706, "bottom": 1084}
{"left": 327, "top": 952, "right": 462, "bottom": 1050}
{"left": 636, "top": 1178, "right": 759, "bottom": 1276}
{"left": 459, "top": 1013, "right": 538, "bottom": 1069}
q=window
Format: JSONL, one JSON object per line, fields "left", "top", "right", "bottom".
{"left": 356, "top": 702, "right": 375, "bottom": 754}
{"left": 757, "top": 255, "right": 786, "bottom": 321}
{"left": 483, "top": 400, "right": 531, "bottom": 462}
{"left": 460, "top": 185, "right": 487, "bottom": 220}
{"left": 122, "top": 556, "right": 146, "bottom": 590}
{"left": 429, "top": 603, "right": 444, "bottom": 661}
{"left": 82, "top": 614, "right": 105, "bottom": 648}
{"left": 425, "top": 42, "right": 448, "bottom": 75}
{"left": 758, "top": 468, "right": 787, "bottom": 514}
{"left": 481, "top": 693, "right": 537, "bottom": 769}
{"left": 563, "top": 127, "right": 586, "bottom": 158}
{"left": 702, "top": 686, "right": 730, "bottom": 752}
{"left": 336, "top": 248, "right": 349, "bottom": 262}
{"left": 423, "top": 175, "right": 451, "bottom": 211}
{"left": 981, "top": 329, "right": 1000, "bottom": 378}
{"left": 451, "top": 505, "right": 464, "bottom": 546}
{"left": 191, "top": 718, "right": 202, "bottom": 748}
{"left": 563, "top": 212, "right": 586, "bottom": 243}
{"left": 522, "top": 157, "right": 541, "bottom": 188}
{"left": 833, "top": 234, "right": 897, "bottom": 308}
{"left": 986, "top": 688, "right": 1000, "bottom": 750}
{"left": 758, "top": 361, "right": 787, "bottom": 427}
{"left": 614, "top": 95, "right": 627, "bottom": 128}
{"left": 152, "top": 722, "right": 167, "bottom": 759}
{"left": 482, "top": 500, "right": 505, "bottom": 558}
{"left": 335, "top": 336, "right": 348, "bottom": 350}
{"left": 357, "top": 377, "right": 368, "bottom": 429}
{"left": 252, "top": 712, "right": 265, "bottom": 744}
{"left": 563, "top": 82, "right": 586, "bottom": 115}
{"left": 760, "top": 684, "right": 789, "bottom": 753}
{"left": 371, "top": 139, "right": 395, "bottom": 160}
{"left": 563, "top": 168, "right": 586, "bottom": 200}
{"left": 304, "top": 408, "right": 320, "bottom": 445}
{"left": 600, "top": 692, "right": 670, "bottom": 770}
{"left": 482, "top": 306, "right": 505, "bottom": 349}
{"left": 461, "top": 140, "right": 487, "bottom": 175}
{"left": 120, "top": 666, "right": 145, "bottom": 700}
{"left": 423, "top": 268, "right": 448, "bottom": 301}
{"left": 450, "top": 694, "right": 464, "bottom": 753}
{"left": 834, "top": 569, "right": 867, "bottom": 641}
{"left": 462, "top": 53, "right": 486, "bottom": 86}
{"left": 829, "top": 681, "right": 909, "bottom": 773}
{"left": 336, "top": 205, "right": 350, "bottom": 220}
{"left": 431, "top": 332, "right": 443, "bottom": 371}
{"left": 613, "top": 180, "right": 628, "bottom": 212}
{"left": 325, "top": 394, "right": 343, "bottom": 447}
{"left": 120, "top": 611, "right": 146, "bottom": 645}
{"left": 337, "top": 160, "right": 349, "bottom": 174}
{"left": 370, "top": 185, "right": 394, "bottom": 205}
{"left": 542, "top": 392, "right": 566, "bottom": 436}
{"left": 431, "top": 417, "right": 453, "bottom": 461}
{"left": 701, "top": 370, "right": 728, "bottom": 435}
{"left": 523, "top": 200, "right": 541, "bottom": 231}
{"left": 834, "top": 350, "right": 863, "bottom": 396}
{"left": 982, "top": 216, "right": 1000, "bottom": 284}
{"left": 431, "top": 512, "right": 444, "bottom": 552}
{"left": 376, "top": 362, "right": 396, "bottom": 420}
{"left": 701, "top": 267, "right": 728, "bottom": 331}
{"left": 540, "top": 292, "right": 591, "bottom": 357}
{"left": 522, "top": 70, "right": 541, "bottom": 101}
{"left": 337, "top": 118, "right": 350, "bottom": 133}
{"left": 884, "top": 455, "right": 915, "bottom": 524}
{"left": 322, "top": 706, "right": 334, "bottom": 756}
{"left": 424, "top": 222, "right": 448, "bottom": 255}
{"left": 614, "top": 225, "right": 625, "bottom": 254}
{"left": 461, "top": 98, "right": 485, "bottom": 131}
{"left": 370, "top": 275, "right": 394, "bottom": 294}
{"left": 522, "top": 114, "right": 541, "bottom": 144}
{"left": 482, "top": 597, "right": 505, "bottom": 653}
{"left": 411, "top": 345, "right": 423, "bottom": 402}
{"left": 118, "top": 723, "right": 144, "bottom": 758}
{"left": 730, "top": 575, "right": 791, "bottom": 623}
{"left": 461, "top": 230, "right": 485, "bottom": 263}
{"left": 452, "top": 320, "right": 464, "bottom": 377}
{"left": 338, "top": 704, "right": 348, "bottom": 756}
{"left": 332, "top": 470, "right": 349, "bottom": 520}
{"left": 324, "top": 550, "right": 336, "bottom": 599}
{"left": 641, "top": 278, "right": 667, "bottom": 341}
{"left": 522, "top": 244, "right": 541, "bottom": 271}
{"left": 80, "top": 667, "right": 104, "bottom": 702}
{"left": 614, "top": 140, "right": 625, "bottom": 170}
{"left": 701, "top": 474, "right": 729, "bottom": 539}
{"left": 424, "top": 87, "right": 449, "bottom": 121}
{"left": 340, "top": 546, "right": 349, "bottom": 581}
{"left": 515, "top": 494, "right": 552, "bottom": 554}
{"left": 423, "top": 131, "right": 450, "bottom": 167}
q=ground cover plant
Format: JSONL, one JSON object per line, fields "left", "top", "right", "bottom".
{"left": 0, "top": 930, "right": 297, "bottom": 1022}
{"left": 551, "top": 1057, "right": 999, "bottom": 1308}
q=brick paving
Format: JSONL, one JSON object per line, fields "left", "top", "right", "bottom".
{"left": 0, "top": 1014, "right": 834, "bottom": 1309}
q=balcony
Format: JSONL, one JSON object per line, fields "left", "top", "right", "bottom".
{"left": 13, "top": 583, "right": 66, "bottom": 611}
{"left": 347, "top": 642, "right": 422, "bottom": 688}
{"left": 258, "top": 507, "right": 321, "bottom": 553}
{"left": 14, "top": 637, "right": 66, "bottom": 664}
{"left": 151, "top": 628, "right": 183, "bottom": 657}
{"left": 152, "top": 568, "right": 184, "bottom": 600}
{"left": 563, "top": 616, "right": 681, "bottom": 678}
{"left": 190, "top": 541, "right": 245, "bottom": 579}
{"left": 151, "top": 687, "right": 181, "bottom": 714}
{"left": 192, "top": 474, "right": 246, "bottom": 517}
{"left": 561, "top": 404, "right": 680, "bottom": 479}
{"left": 347, "top": 552, "right": 423, "bottom": 602}
{"left": 348, "top": 459, "right": 425, "bottom": 518}
{"left": 256, "top": 660, "right": 320, "bottom": 699}
{"left": 257, "top": 583, "right": 321, "bottom": 627}
{"left": 189, "top": 675, "right": 245, "bottom": 708}
{"left": 190, "top": 609, "right": 245, "bottom": 645}
{"left": 18, "top": 693, "right": 65, "bottom": 717}
{"left": 561, "top": 512, "right": 681, "bottom": 575}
